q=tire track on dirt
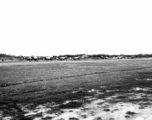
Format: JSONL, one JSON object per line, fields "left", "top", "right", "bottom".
{"left": 1, "top": 66, "right": 152, "bottom": 88}
{"left": 1, "top": 88, "right": 47, "bottom": 95}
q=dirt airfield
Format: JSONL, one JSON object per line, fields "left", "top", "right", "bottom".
{"left": 1, "top": 58, "right": 152, "bottom": 120}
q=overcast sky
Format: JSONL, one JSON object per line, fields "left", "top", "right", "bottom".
{"left": 0, "top": 0, "right": 152, "bottom": 56}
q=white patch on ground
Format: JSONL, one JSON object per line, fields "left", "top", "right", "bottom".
{"left": 49, "top": 100, "right": 152, "bottom": 120}
{"left": 136, "top": 78, "right": 152, "bottom": 81}
{"left": 145, "top": 78, "right": 152, "bottom": 81}
{"left": 19, "top": 94, "right": 152, "bottom": 120}
{"left": 1, "top": 86, "right": 152, "bottom": 120}
{"left": 1, "top": 116, "right": 13, "bottom": 120}
{"left": 131, "top": 87, "right": 150, "bottom": 92}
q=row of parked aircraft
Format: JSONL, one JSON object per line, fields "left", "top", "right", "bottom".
{"left": 1, "top": 54, "right": 140, "bottom": 62}
{"left": 24, "top": 54, "right": 89, "bottom": 61}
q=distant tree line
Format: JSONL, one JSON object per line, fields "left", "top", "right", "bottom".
{"left": 0, "top": 53, "right": 15, "bottom": 57}
{"left": 0, "top": 53, "right": 152, "bottom": 62}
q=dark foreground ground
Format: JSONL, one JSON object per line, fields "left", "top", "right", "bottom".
{"left": 1, "top": 58, "right": 152, "bottom": 120}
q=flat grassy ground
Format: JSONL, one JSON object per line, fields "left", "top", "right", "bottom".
{"left": 1, "top": 58, "right": 152, "bottom": 120}
{"left": 0, "top": 58, "right": 152, "bottom": 104}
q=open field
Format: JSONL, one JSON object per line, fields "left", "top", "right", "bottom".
{"left": 1, "top": 58, "right": 152, "bottom": 120}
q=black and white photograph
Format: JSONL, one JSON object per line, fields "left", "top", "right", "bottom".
{"left": 0, "top": 0, "right": 152, "bottom": 120}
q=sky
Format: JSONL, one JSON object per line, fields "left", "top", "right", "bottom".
{"left": 0, "top": 0, "right": 152, "bottom": 56}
